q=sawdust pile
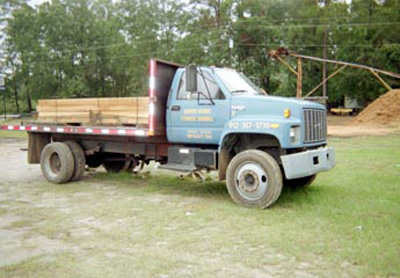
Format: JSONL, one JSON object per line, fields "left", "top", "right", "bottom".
{"left": 353, "top": 89, "right": 400, "bottom": 126}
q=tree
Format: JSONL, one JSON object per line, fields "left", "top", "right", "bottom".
{"left": 1, "top": 0, "right": 399, "bottom": 114}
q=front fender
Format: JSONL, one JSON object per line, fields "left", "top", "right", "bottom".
{"left": 218, "top": 115, "right": 301, "bottom": 150}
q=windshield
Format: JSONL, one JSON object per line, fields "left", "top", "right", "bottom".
{"left": 215, "top": 69, "right": 265, "bottom": 95}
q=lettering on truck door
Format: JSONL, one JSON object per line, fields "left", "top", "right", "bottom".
{"left": 167, "top": 71, "right": 199, "bottom": 143}
{"left": 167, "top": 69, "right": 230, "bottom": 144}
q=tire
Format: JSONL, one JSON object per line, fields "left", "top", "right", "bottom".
{"left": 102, "top": 154, "right": 132, "bottom": 173}
{"left": 65, "top": 141, "right": 86, "bottom": 182}
{"left": 86, "top": 154, "right": 103, "bottom": 168}
{"left": 125, "top": 159, "right": 137, "bottom": 173}
{"left": 40, "top": 142, "right": 75, "bottom": 184}
{"left": 226, "top": 150, "right": 283, "bottom": 209}
{"left": 284, "top": 174, "right": 316, "bottom": 188}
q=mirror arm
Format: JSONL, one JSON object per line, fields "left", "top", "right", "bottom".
{"left": 198, "top": 68, "right": 215, "bottom": 105}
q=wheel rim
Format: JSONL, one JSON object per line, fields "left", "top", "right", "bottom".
{"left": 234, "top": 162, "right": 268, "bottom": 201}
{"left": 44, "top": 151, "right": 62, "bottom": 179}
{"left": 50, "top": 153, "right": 61, "bottom": 174}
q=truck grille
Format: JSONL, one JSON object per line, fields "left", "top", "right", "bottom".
{"left": 303, "top": 109, "right": 327, "bottom": 143}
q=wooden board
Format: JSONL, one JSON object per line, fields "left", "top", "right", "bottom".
{"left": 330, "top": 108, "right": 353, "bottom": 116}
{"left": 37, "top": 97, "right": 150, "bottom": 126}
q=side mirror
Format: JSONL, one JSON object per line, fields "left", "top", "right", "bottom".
{"left": 186, "top": 64, "right": 197, "bottom": 93}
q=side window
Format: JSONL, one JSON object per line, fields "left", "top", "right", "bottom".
{"left": 177, "top": 72, "right": 224, "bottom": 100}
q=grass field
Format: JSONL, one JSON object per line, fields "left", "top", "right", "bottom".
{"left": 0, "top": 130, "right": 28, "bottom": 139}
{"left": 0, "top": 118, "right": 28, "bottom": 139}
{"left": 0, "top": 135, "right": 399, "bottom": 277}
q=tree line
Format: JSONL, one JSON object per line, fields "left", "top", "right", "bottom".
{"left": 1, "top": 0, "right": 399, "bottom": 114}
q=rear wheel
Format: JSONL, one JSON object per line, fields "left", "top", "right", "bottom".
{"left": 65, "top": 141, "right": 86, "bottom": 182}
{"left": 226, "top": 150, "right": 283, "bottom": 209}
{"left": 284, "top": 174, "right": 316, "bottom": 188}
{"left": 86, "top": 154, "right": 103, "bottom": 168}
{"left": 102, "top": 154, "right": 132, "bottom": 173}
{"left": 40, "top": 142, "right": 74, "bottom": 184}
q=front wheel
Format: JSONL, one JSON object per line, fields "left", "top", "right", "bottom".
{"left": 226, "top": 150, "right": 283, "bottom": 209}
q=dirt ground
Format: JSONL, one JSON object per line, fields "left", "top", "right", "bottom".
{"left": 0, "top": 139, "right": 361, "bottom": 278}
{"left": 328, "top": 115, "right": 400, "bottom": 137}
{"left": 0, "top": 139, "right": 44, "bottom": 183}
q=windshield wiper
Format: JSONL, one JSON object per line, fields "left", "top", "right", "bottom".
{"left": 231, "top": 90, "right": 250, "bottom": 94}
{"left": 231, "top": 89, "right": 264, "bottom": 95}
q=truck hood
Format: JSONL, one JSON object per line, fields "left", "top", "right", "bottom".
{"left": 230, "top": 94, "right": 325, "bottom": 119}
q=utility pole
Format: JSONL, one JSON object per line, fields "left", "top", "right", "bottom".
{"left": 322, "top": 0, "right": 330, "bottom": 103}
{"left": 0, "top": 74, "right": 5, "bottom": 120}
{"left": 228, "top": 38, "right": 234, "bottom": 67}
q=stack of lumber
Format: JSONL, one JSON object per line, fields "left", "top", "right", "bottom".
{"left": 37, "top": 97, "right": 149, "bottom": 126}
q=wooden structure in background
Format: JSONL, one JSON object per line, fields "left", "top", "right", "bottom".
{"left": 37, "top": 97, "right": 149, "bottom": 126}
{"left": 268, "top": 48, "right": 400, "bottom": 100}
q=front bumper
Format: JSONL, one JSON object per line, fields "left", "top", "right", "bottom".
{"left": 281, "top": 147, "right": 335, "bottom": 179}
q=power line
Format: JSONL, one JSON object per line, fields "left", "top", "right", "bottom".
{"left": 234, "top": 21, "right": 400, "bottom": 28}
{"left": 6, "top": 0, "right": 400, "bottom": 51}
{"left": 237, "top": 43, "right": 400, "bottom": 48}
{"left": 27, "top": 0, "right": 400, "bottom": 27}
{"left": 13, "top": 20, "right": 400, "bottom": 58}
{"left": 25, "top": 41, "right": 399, "bottom": 69}
{"left": 30, "top": 44, "right": 219, "bottom": 68}
{"left": 16, "top": 19, "right": 400, "bottom": 67}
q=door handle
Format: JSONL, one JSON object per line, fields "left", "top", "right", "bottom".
{"left": 171, "top": 105, "right": 180, "bottom": 111}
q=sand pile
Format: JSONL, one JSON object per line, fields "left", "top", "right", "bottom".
{"left": 353, "top": 89, "right": 400, "bottom": 126}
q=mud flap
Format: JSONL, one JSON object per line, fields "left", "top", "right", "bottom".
{"left": 28, "top": 132, "right": 51, "bottom": 164}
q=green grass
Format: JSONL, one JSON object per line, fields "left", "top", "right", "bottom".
{"left": 0, "top": 118, "right": 27, "bottom": 125}
{"left": 0, "top": 130, "right": 28, "bottom": 138}
{"left": 0, "top": 136, "right": 399, "bottom": 277}
{"left": 0, "top": 118, "right": 29, "bottom": 138}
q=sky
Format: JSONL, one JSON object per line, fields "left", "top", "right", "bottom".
{"left": 28, "top": 0, "right": 49, "bottom": 6}
{"left": 28, "top": 0, "right": 353, "bottom": 7}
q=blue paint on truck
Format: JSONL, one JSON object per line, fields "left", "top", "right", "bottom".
{"left": 166, "top": 66, "right": 329, "bottom": 149}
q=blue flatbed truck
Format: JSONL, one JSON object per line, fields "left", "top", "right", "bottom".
{"left": 1, "top": 59, "right": 335, "bottom": 208}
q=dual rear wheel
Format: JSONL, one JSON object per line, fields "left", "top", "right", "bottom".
{"left": 41, "top": 142, "right": 143, "bottom": 184}
{"left": 40, "top": 141, "right": 85, "bottom": 184}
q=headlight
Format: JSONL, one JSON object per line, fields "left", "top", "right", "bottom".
{"left": 290, "top": 126, "right": 300, "bottom": 144}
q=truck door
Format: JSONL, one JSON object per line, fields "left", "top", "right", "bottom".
{"left": 167, "top": 70, "right": 199, "bottom": 143}
{"left": 167, "top": 69, "right": 230, "bottom": 145}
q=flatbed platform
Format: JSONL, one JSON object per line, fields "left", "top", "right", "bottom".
{"left": 0, "top": 124, "right": 149, "bottom": 137}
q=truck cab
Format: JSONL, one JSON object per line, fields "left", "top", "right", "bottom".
{"left": 162, "top": 64, "right": 335, "bottom": 208}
